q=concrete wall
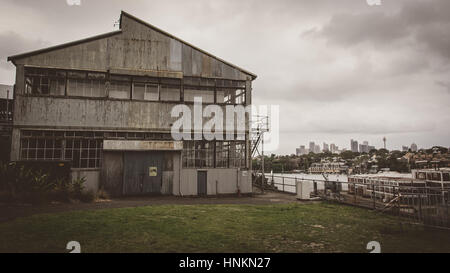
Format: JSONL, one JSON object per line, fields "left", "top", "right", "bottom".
{"left": 175, "top": 168, "right": 252, "bottom": 196}
{"left": 71, "top": 169, "right": 100, "bottom": 193}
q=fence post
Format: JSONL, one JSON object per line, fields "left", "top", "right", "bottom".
{"left": 446, "top": 193, "right": 449, "bottom": 227}
{"left": 282, "top": 177, "right": 285, "bottom": 192}
{"left": 397, "top": 186, "right": 400, "bottom": 217}
{"left": 295, "top": 177, "right": 297, "bottom": 195}
{"left": 372, "top": 182, "right": 376, "bottom": 210}
{"left": 392, "top": 186, "right": 398, "bottom": 216}
{"left": 418, "top": 192, "right": 422, "bottom": 222}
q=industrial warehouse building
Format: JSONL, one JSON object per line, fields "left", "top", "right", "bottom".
{"left": 6, "top": 11, "right": 256, "bottom": 196}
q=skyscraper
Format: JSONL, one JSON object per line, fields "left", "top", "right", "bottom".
{"left": 296, "top": 145, "right": 307, "bottom": 156}
{"left": 314, "top": 145, "right": 321, "bottom": 154}
{"left": 330, "top": 143, "right": 337, "bottom": 153}
{"left": 323, "top": 142, "right": 329, "bottom": 152}
{"left": 309, "top": 142, "right": 315, "bottom": 154}
{"left": 351, "top": 139, "right": 359, "bottom": 153}
{"left": 411, "top": 143, "right": 418, "bottom": 152}
{"left": 359, "top": 141, "right": 369, "bottom": 153}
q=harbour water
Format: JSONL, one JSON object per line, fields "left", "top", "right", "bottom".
{"left": 264, "top": 173, "right": 349, "bottom": 194}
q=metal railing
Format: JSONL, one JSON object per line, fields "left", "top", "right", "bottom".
{"left": 254, "top": 172, "right": 450, "bottom": 228}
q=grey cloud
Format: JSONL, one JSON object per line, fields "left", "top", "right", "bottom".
{"left": 303, "top": 119, "right": 437, "bottom": 135}
{"left": 436, "top": 81, "right": 450, "bottom": 94}
{"left": 0, "top": 0, "right": 449, "bottom": 153}
{"left": 415, "top": 23, "right": 450, "bottom": 60}
{"left": 313, "top": 0, "right": 450, "bottom": 61}
{"left": 0, "top": 31, "right": 49, "bottom": 69}
{"left": 401, "top": 0, "right": 450, "bottom": 25}
{"left": 319, "top": 12, "right": 408, "bottom": 47}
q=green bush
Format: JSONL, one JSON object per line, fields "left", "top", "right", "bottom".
{"left": 0, "top": 162, "right": 94, "bottom": 204}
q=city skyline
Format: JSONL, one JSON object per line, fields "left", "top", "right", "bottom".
{"left": 296, "top": 138, "right": 428, "bottom": 155}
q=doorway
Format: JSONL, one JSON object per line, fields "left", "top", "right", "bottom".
{"left": 123, "top": 152, "right": 163, "bottom": 195}
{"left": 197, "top": 171, "right": 207, "bottom": 196}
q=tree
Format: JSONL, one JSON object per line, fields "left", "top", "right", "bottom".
{"left": 341, "top": 151, "right": 356, "bottom": 160}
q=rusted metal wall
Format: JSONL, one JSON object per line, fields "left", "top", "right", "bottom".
{"left": 12, "top": 96, "right": 246, "bottom": 132}
{"left": 13, "top": 13, "right": 250, "bottom": 81}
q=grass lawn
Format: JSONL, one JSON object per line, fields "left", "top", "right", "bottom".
{"left": 0, "top": 202, "right": 449, "bottom": 253}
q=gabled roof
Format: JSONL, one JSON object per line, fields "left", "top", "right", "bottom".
{"left": 7, "top": 11, "right": 257, "bottom": 79}
{"left": 119, "top": 11, "right": 256, "bottom": 79}
{"left": 7, "top": 30, "right": 122, "bottom": 64}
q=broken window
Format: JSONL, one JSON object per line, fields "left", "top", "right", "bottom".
{"left": 215, "top": 141, "right": 230, "bottom": 168}
{"left": 182, "top": 141, "right": 196, "bottom": 168}
{"left": 195, "top": 141, "right": 214, "bottom": 168}
{"left": 182, "top": 140, "right": 246, "bottom": 169}
{"left": 229, "top": 142, "right": 246, "bottom": 168}
{"left": 216, "top": 79, "right": 246, "bottom": 105}
{"left": 24, "top": 67, "right": 66, "bottom": 96}
{"left": 217, "top": 87, "right": 245, "bottom": 104}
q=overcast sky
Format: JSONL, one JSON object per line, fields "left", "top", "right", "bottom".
{"left": 1, "top": 0, "right": 449, "bottom": 154}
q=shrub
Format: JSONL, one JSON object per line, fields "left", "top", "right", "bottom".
{"left": 0, "top": 162, "right": 94, "bottom": 204}
{"left": 71, "top": 177, "right": 86, "bottom": 196}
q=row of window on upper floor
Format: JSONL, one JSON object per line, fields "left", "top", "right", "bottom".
{"left": 23, "top": 67, "right": 247, "bottom": 104}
